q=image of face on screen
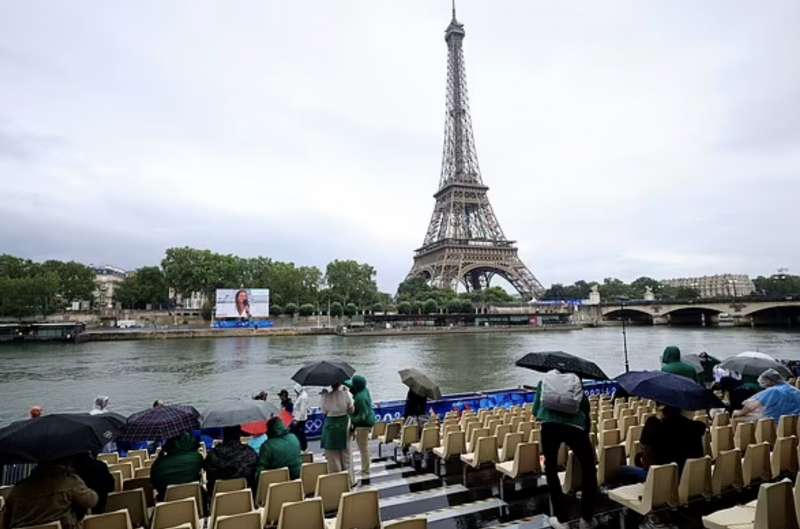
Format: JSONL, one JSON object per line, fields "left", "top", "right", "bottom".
{"left": 235, "top": 289, "right": 250, "bottom": 317}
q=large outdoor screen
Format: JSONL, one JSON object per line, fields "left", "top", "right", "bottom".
{"left": 215, "top": 288, "right": 270, "bottom": 319}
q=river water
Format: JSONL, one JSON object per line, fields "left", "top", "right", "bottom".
{"left": 1, "top": 326, "right": 798, "bottom": 425}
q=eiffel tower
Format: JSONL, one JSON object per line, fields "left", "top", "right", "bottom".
{"left": 406, "top": 4, "right": 545, "bottom": 300}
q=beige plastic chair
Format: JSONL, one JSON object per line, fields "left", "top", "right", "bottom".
{"left": 712, "top": 412, "right": 731, "bottom": 428}
{"left": 608, "top": 463, "right": 679, "bottom": 516}
{"left": 432, "top": 430, "right": 466, "bottom": 476}
{"left": 703, "top": 430, "right": 713, "bottom": 458}
{"left": 15, "top": 523, "right": 62, "bottom": 529}
{"left": 619, "top": 415, "right": 638, "bottom": 441}
{"left": 108, "top": 462, "right": 134, "bottom": 480}
{"left": 265, "top": 480, "right": 304, "bottom": 527}
{"left": 105, "top": 488, "right": 148, "bottom": 529}
{"left": 498, "top": 432, "right": 523, "bottom": 462}
{"left": 601, "top": 418, "right": 618, "bottom": 431}
{"left": 314, "top": 471, "right": 350, "bottom": 513}
{"left": 301, "top": 452, "right": 314, "bottom": 464}
{"left": 711, "top": 425, "right": 735, "bottom": 459}
{"left": 742, "top": 442, "right": 771, "bottom": 487}
{"left": 702, "top": 478, "right": 799, "bottom": 529}
{"left": 150, "top": 498, "right": 201, "bottom": 529}
{"left": 778, "top": 415, "right": 798, "bottom": 437}
{"left": 98, "top": 452, "right": 120, "bottom": 465}
{"left": 393, "top": 424, "right": 420, "bottom": 460}
{"left": 133, "top": 467, "right": 150, "bottom": 479}
{"left": 212, "top": 477, "right": 248, "bottom": 498}
{"left": 466, "top": 427, "right": 489, "bottom": 453}
{"left": 558, "top": 450, "right": 583, "bottom": 494}
{"left": 771, "top": 435, "right": 798, "bottom": 478}
{"left": 460, "top": 435, "right": 498, "bottom": 486}
{"left": 517, "top": 421, "right": 534, "bottom": 439}
{"left": 381, "top": 518, "right": 427, "bottom": 529}
{"left": 410, "top": 426, "right": 439, "bottom": 458}
{"left": 625, "top": 425, "right": 643, "bottom": 458}
{"left": 370, "top": 422, "right": 386, "bottom": 440}
{"left": 378, "top": 422, "right": 402, "bottom": 458}
{"left": 324, "top": 489, "right": 381, "bottom": 529}
{"left": 734, "top": 422, "right": 756, "bottom": 453}
{"left": 599, "top": 429, "right": 621, "bottom": 448}
{"left": 277, "top": 498, "right": 325, "bottom": 529}
{"left": 111, "top": 470, "right": 123, "bottom": 492}
{"left": 127, "top": 449, "right": 149, "bottom": 463}
{"left": 711, "top": 448, "right": 743, "bottom": 497}
{"left": 495, "top": 441, "right": 541, "bottom": 500}
{"left": 597, "top": 444, "right": 626, "bottom": 487}
{"left": 755, "top": 418, "right": 776, "bottom": 448}
{"left": 164, "top": 482, "right": 203, "bottom": 518}
{"left": 255, "top": 468, "right": 290, "bottom": 507}
{"left": 494, "top": 425, "right": 512, "bottom": 448}
{"left": 678, "top": 456, "right": 712, "bottom": 505}
{"left": 301, "top": 462, "right": 329, "bottom": 497}
{"left": 122, "top": 478, "right": 154, "bottom": 508}
{"left": 215, "top": 511, "right": 262, "bottom": 529}
{"left": 84, "top": 510, "right": 133, "bottom": 529}
{"left": 209, "top": 489, "right": 262, "bottom": 529}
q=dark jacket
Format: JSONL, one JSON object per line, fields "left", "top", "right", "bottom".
{"left": 71, "top": 453, "right": 114, "bottom": 513}
{"left": 0, "top": 464, "right": 97, "bottom": 529}
{"left": 204, "top": 440, "right": 258, "bottom": 493}
{"left": 350, "top": 375, "right": 376, "bottom": 428}
{"left": 150, "top": 433, "right": 203, "bottom": 500}
{"left": 403, "top": 390, "right": 427, "bottom": 418}
{"left": 661, "top": 346, "right": 699, "bottom": 382}
{"left": 257, "top": 420, "right": 302, "bottom": 479}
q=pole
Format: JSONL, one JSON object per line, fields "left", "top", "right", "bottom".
{"left": 620, "top": 298, "right": 630, "bottom": 373}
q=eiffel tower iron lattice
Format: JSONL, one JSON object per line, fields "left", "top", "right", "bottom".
{"left": 406, "top": 4, "right": 545, "bottom": 301}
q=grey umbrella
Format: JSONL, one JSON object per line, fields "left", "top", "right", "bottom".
{"left": 399, "top": 368, "right": 442, "bottom": 400}
{"left": 201, "top": 399, "right": 280, "bottom": 429}
{"left": 717, "top": 356, "right": 792, "bottom": 379}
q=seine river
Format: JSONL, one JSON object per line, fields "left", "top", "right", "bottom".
{"left": 1, "top": 326, "right": 798, "bottom": 425}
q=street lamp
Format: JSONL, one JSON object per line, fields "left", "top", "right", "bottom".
{"left": 617, "top": 295, "right": 630, "bottom": 373}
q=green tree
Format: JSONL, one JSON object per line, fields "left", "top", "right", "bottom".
{"left": 411, "top": 300, "right": 424, "bottom": 315}
{"left": 270, "top": 304, "right": 283, "bottom": 316}
{"left": 299, "top": 303, "right": 314, "bottom": 316}
{"left": 396, "top": 277, "right": 433, "bottom": 301}
{"left": 630, "top": 276, "right": 661, "bottom": 299}
{"left": 344, "top": 302, "right": 358, "bottom": 317}
{"left": 40, "top": 260, "right": 96, "bottom": 306}
{"left": 397, "top": 301, "right": 412, "bottom": 315}
{"left": 753, "top": 274, "right": 800, "bottom": 297}
{"left": 422, "top": 299, "right": 438, "bottom": 314}
{"left": 659, "top": 285, "right": 700, "bottom": 300}
{"left": 325, "top": 260, "right": 379, "bottom": 307}
{"left": 0, "top": 273, "right": 60, "bottom": 318}
{"left": 284, "top": 302, "right": 298, "bottom": 316}
{"left": 371, "top": 303, "right": 384, "bottom": 314}
{"left": 114, "top": 266, "right": 168, "bottom": 309}
{"left": 330, "top": 301, "right": 343, "bottom": 317}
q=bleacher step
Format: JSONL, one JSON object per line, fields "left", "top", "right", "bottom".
{"left": 385, "top": 497, "right": 507, "bottom": 525}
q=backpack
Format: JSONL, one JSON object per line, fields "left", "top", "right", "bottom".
{"left": 541, "top": 371, "right": 584, "bottom": 415}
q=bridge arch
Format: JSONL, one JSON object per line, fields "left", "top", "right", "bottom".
{"left": 739, "top": 301, "right": 800, "bottom": 316}
{"left": 602, "top": 308, "right": 655, "bottom": 324}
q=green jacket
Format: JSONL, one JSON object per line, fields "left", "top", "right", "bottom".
{"left": 533, "top": 381, "right": 591, "bottom": 432}
{"left": 349, "top": 375, "right": 376, "bottom": 428}
{"left": 150, "top": 432, "right": 203, "bottom": 500}
{"left": 661, "top": 345, "right": 699, "bottom": 382}
{"left": 257, "top": 420, "right": 302, "bottom": 480}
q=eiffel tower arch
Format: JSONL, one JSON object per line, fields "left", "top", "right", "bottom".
{"left": 406, "top": 5, "right": 545, "bottom": 301}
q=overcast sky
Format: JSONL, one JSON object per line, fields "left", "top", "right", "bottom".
{"left": 1, "top": 1, "right": 798, "bottom": 293}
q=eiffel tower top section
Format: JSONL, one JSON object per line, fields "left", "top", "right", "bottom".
{"left": 438, "top": 2, "right": 486, "bottom": 192}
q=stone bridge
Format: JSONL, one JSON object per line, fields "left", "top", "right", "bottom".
{"left": 597, "top": 299, "right": 800, "bottom": 327}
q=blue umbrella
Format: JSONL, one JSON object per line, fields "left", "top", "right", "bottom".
{"left": 615, "top": 371, "right": 725, "bottom": 411}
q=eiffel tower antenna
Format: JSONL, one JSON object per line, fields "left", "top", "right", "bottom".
{"left": 405, "top": 6, "right": 545, "bottom": 300}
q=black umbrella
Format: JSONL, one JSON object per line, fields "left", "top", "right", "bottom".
{"left": 615, "top": 371, "right": 725, "bottom": 410}
{"left": 201, "top": 399, "right": 279, "bottom": 428}
{"left": 515, "top": 351, "right": 608, "bottom": 380}
{"left": 292, "top": 360, "right": 355, "bottom": 386}
{"left": 717, "top": 355, "right": 791, "bottom": 379}
{"left": 399, "top": 368, "right": 442, "bottom": 400}
{"left": 0, "top": 413, "right": 126, "bottom": 464}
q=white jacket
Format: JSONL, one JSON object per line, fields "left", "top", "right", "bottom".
{"left": 294, "top": 390, "right": 309, "bottom": 421}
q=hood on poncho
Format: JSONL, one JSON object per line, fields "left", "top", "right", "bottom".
{"left": 662, "top": 345, "right": 681, "bottom": 364}
{"left": 165, "top": 432, "right": 198, "bottom": 454}
{"left": 267, "top": 417, "right": 289, "bottom": 438}
{"left": 350, "top": 375, "right": 367, "bottom": 394}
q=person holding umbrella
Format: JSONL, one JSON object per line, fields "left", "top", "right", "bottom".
{"left": 0, "top": 458, "right": 98, "bottom": 529}
{"left": 349, "top": 375, "right": 376, "bottom": 477}
{"left": 292, "top": 384, "right": 310, "bottom": 452}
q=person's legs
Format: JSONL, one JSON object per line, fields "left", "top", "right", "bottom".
{"left": 325, "top": 449, "right": 343, "bottom": 472}
{"left": 616, "top": 465, "right": 648, "bottom": 483}
{"left": 356, "top": 427, "right": 371, "bottom": 474}
{"left": 295, "top": 420, "right": 308, "bottom": 452}
{"left": 563, "top": 426, "right": 597, "bottom": 524}
{"left": 540, "top": 422, "right": 567, "bottom": 522}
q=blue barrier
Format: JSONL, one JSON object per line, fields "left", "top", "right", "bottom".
{"left": 211, "top": 320, "right": 273, "bottom": 329}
